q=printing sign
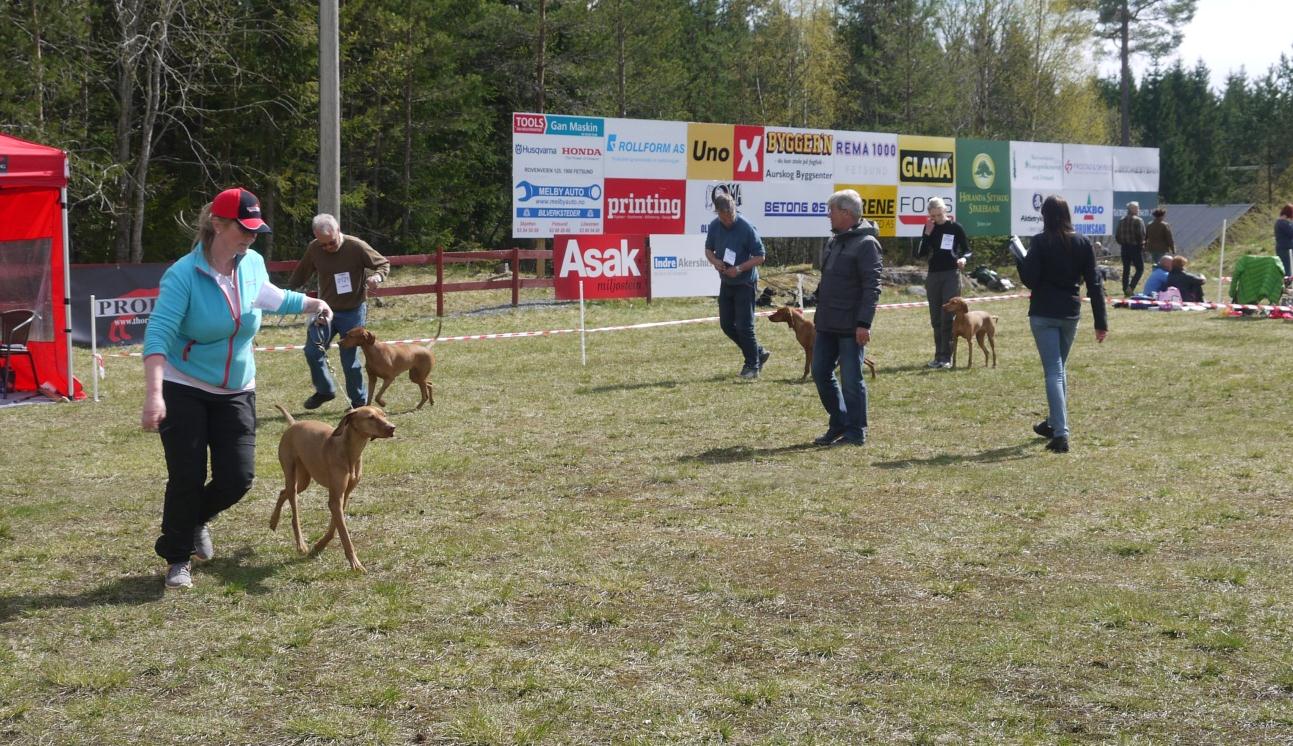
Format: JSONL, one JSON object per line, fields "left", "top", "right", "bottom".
{"left": 603, "top": 178, "right": 686, "bottom": 235}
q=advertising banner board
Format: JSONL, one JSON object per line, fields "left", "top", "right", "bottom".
{"left": 552, "top": 234, "right": 649, "bottom": 300}
{"left": 649, "top": 234, "right": 717, "bottom": 298}
{"left": 956, "top": 139, "right": 1011, "bottom": 235}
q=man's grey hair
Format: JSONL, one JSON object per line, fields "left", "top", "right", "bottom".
{"left": 312, "top": 213, "right": 340, "bottom": 235}
{"left": 827, "top": 189, "right": 863, "bottom": 220}
{"left": 926, "top": 196, "right": 947, "bottom": 213}
{"left": 1159, "top": 254, "right": 1174, "bottom": 267}
{"left": 712, "top": 191, "right": 735, "bottom": 214}
{"left": 1126, "top": 201, "right": 1139, "bottom": 212}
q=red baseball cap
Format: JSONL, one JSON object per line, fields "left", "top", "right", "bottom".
{"left": 211, "top": 187, "right": 271, "bottom": 234}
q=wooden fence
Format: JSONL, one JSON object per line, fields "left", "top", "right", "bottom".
{"left": 266, "top": 246, "right": 554, "bottom": 316}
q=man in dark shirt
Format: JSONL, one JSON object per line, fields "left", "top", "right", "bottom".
{"left": 704, "top": 191, "right": 769, "bottom": 379}
{"left": 287, "top": 214, "right": 390, "bottom": 410}
{"left": 1116, "top": 201, "right": 1147, "bottom": 296}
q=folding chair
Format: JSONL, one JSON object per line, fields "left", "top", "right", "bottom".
{"left": 1, "top": 309, "right": 38, "bottom": 399}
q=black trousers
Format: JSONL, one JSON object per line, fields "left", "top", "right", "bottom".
{"left": 1121, "top": 245, "right": 1145, "bottom": 294}
{"left": 154, "top": 381, "right": 257, "bottom": 563}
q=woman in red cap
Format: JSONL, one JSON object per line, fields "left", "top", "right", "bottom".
{"left": 141, "top": 187, "right": 333, "bottom": 590}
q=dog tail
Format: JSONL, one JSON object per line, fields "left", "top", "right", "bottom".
{"left": 427, "top": 317, "right": 444, "bottom": 348}
{"left": 275, "top": 403, "right": 296, "bottom": 425}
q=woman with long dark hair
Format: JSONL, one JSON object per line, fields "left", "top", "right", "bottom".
{"left": 1017, "top": 195, "right": 1107, "bottom": 453}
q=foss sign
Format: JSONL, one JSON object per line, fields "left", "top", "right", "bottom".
{"left": 553, "top": 234, "right": 650, "bottom": 300}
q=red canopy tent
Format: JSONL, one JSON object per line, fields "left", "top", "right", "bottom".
{"left": 0, "top": 132, "right": 83, "bottom": 399}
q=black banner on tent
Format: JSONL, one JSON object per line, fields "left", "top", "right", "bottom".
{"left": 70, "top": 264, "right": 167, "bottom": 347}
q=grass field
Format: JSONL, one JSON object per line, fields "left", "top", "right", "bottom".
{"left": 1, "top": 259, "right": 1292, "bottom": 745}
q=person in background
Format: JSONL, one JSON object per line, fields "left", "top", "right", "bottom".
{"left": 287, "top": 214, "right": 390, "bottom": 410}
{"left": 1166, "top": 255, "right": 1206, "bottom": 303}
{"left": 141, "top": 187, "right": 333, "bottom": 590}
{"left": 1142, "top": 254, "right": 1174, "bottom": 297}
{"left": 914, "top": 196, "right": 969, "bottom": 369}
{"left": 704, "top": 191, "right": 769, "bottom": 379}
{"left": 811, "top": 189, "right": 882, "bottom": 447}
{"left": 1275, "top": 203, "right": 1293, "bottom": 281}
{"left": 1017, "top": 195, "right": 1107, "bottom": 454}
{"left": 1145, "top": 207, "right": 1175, "bottom": 264}
{"left": 1115, "top": 201, "right": 1146, "bottom": 296}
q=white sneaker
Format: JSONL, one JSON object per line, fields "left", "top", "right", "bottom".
{"left": 165, "top": 561, "right": 193, "bottom": 589}
{"left": 192, "top": 523, "right": 213, "bottom": 561}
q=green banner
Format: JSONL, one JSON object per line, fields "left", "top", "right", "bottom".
{"left": 955, "top": 139, "right": 1010, "bottom": 235}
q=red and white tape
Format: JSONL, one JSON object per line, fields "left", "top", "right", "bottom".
{"left": 94, "top": 293, "right": 1038, "bottom": 359}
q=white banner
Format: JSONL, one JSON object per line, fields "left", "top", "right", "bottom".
{"left": 1010, "top": 189, "right": 1047, "bottom": 236}
{"left": 1010, "top": 141, "right": 1063, "bottom": 190}
{"left": 1112, "top": 147, "right": 1160, "bottom": 192}
{"left": 1063, "top": 189, "right": 1114, "bottom": 237}
{"left": 832, "top": 131, "right": 898, "bottom": 185}
{"left": 512, "top": 113, "right": 606, "bottom": 237}
{"left": 649, "top": 234, "right": 718, "bottom": 297}
{"left": 896, "top": 186, "right": 957, "bottom": 238}
{"left": 603, "top": 118, "right": 688, "bottom": 180}
{"left": 1062, "top": 144, "right": 1113, "bottom": 190}
{"left": 1011, "top": 189, "right": 1114, "bottom": 237}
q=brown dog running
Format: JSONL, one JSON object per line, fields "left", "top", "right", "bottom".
{"left": 269, "top": 404, "right": 396, "bottom": 572}
{"left": 940, "top": 296, "right": 998, "bottom": 369}
{"left": 337, "top": 318, "right": 442, "bottom": 409}
{"left": 767, "top": 305, "right": 876, "bottom": 380}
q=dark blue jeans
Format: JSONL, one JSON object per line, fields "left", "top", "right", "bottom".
{"left": 717, "top": 282, "right": 762, "bottom": 368}
{"left": 155, "top": 382, "right": 256, "bottom": 563}
{"left": 812, "top": 330, "right": 868, "bottom": 440}
{"left": 305, "top": 304, "right": 367, "bottom": 408}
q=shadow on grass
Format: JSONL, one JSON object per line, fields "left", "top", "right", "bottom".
{"left": 580, "top": 373, "right": 730, "bottom": 394}
{"left": 0, "top": 573, "right": 162, "bottom": 623}
{"left": 682, "top": 442, "right": 821, "bottom": 464}
{"left": 198, "top": 547, "right": 284, "bottom": 596}
{"left": 0, "top": 547, "right": 288, "bottom": 622}
{"left": 873, "top": 441, "right": 1037, "bottom": 469}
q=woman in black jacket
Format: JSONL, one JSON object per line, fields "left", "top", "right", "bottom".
{"left": 1017, "top": 195, "right": 1108, "bottom": 453}
{"left": 1165, "top": 255, "right": 1206, "bottom": 302}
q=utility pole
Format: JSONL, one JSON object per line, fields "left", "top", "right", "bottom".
{"left": 319, "top": 0, "right": 341, "bottom": 217}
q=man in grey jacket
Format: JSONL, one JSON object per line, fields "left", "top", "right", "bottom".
{"left": 811, "top": 189, "right": 883, "bottom": 446}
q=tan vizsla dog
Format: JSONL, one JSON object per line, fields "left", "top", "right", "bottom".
{"left": 270, "top": 404, "right": 396, "bottom": 572}
{"left": 337, "top": 318, "right": 442, "bottom": 409}
{"left": 767, "top": 305, "right": 877, "bottom": 381}
{"left": 940, "top": 296, "right": 998, "bottom": 369}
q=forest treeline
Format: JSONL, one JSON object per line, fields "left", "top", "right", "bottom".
{"left": 1, "top": 0, "right": 1290, "bottom": 263}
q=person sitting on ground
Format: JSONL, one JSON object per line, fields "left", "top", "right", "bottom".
{"left": 1165, "top": 255, "right": 1206, "bottom": 303}
{"left": 1142, "top": 254, "right": 1174, "bottom": 297}
{"left": 1145, "top": 207, "right": 1175, "bottom": 263}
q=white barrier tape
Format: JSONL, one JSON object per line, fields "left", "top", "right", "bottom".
{"left": 94, "top": 293, "right": 1034, "bottom": 358}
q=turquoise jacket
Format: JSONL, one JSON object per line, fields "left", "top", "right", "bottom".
{"left": 143, "top": 246, "right": 307, "bottom": 389}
